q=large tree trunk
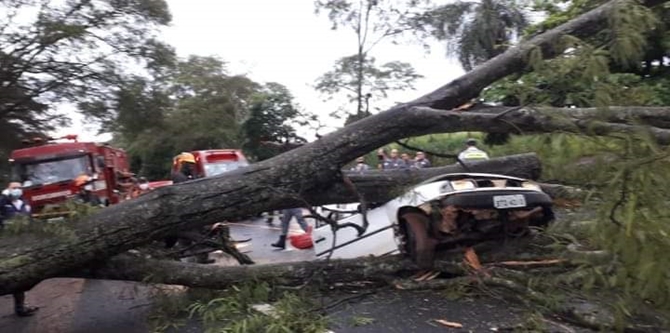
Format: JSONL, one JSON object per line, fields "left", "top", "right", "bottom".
{"left": 1, "top": 0, "right": 667, "bottom": 296}
{"left": 73, "top": 254, "right": 418, "bottom": 289}
{"left": 330, "top": 153, "right": 542, "bottom": 204}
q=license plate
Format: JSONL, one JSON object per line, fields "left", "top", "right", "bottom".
{"left": 493, "top": 194, "right": 526, "bottom": 209}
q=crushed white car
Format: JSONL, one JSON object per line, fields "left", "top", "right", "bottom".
{"left": 312, "top": 173, "right": 554, "bottom": 264}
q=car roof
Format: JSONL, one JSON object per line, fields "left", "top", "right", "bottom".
{"left": 418, "top": 173, "right": 528, "bottom": 186}
{"left": 406, "top": 173, "right": 539, "bottom": 204}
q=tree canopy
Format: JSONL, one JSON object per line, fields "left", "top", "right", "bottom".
{"left": 0, "top": 0, "right": 174, "bottom": 143}
{"left": 241, "top": 83, "right": 307, "bottom": 162}
{"left": 416, "top": 0, "right": 530, "bottom": 71}
{"left": 313, "top": 0, "right": 428, "bottom": 122}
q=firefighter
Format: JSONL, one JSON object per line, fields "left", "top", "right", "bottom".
{"left": 73, "top": 175, "right": 102, "bottom": 206}
{"left": 167, "top": 152, "right": 215, "bottom": 264}
{"left": 172, "top": 152, "right": 198, "bottom": 183}
{"left": 457, "top": 138, "right": 489, "bottom": 162}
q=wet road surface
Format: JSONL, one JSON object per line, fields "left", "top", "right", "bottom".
{"left": 0, "top": 217, "right": 581, "bottom": 333}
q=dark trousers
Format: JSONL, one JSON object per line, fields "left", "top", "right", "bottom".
{"left": 13, "top": 292, "right": 25, "bottom": 311}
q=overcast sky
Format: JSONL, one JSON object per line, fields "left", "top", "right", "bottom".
{"left": 60, "top": 0, "right": 464, "bottom": 141}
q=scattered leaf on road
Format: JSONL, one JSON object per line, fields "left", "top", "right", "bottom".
{"left": 434, "top": 319, "right": 463, "bottom": 328}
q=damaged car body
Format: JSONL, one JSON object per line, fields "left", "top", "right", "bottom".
{"left": 312, "top": 173, "right": 554, "bottom": 266}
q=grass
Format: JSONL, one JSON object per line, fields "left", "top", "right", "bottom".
{"left": 147, "top": 282, "right": 329, "bottom": 333}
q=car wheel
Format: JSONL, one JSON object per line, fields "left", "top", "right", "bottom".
{"left": 403, "top": 213, "right": 436, "bottom": 269}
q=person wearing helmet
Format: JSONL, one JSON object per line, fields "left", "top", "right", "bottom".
{"left": 172, "top": 152, "right": 198, "bottom": 184}
{"left": 73, "top": 174, "right": 101, "bottom": 206}
{"left": 458, "top": 138, "right": 489, "bottom": 163}
{"left": 168, "top": 152, "right": 215, "bottom": 264}
{"left": 0, "top": 182, "right": 39, "bottom": 317}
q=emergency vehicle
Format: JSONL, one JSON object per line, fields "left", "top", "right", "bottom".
{"left": 149, "top": 149, "right": 250, "bottom": 189}
{"left": 9, "top": 134, "right": 132, "bottom": 217}
{"left": 173, "top": 149, "right": 249, "bottom": 178}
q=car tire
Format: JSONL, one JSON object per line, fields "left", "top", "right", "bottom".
{"left": 403, "top": 213, "right": 436, "bottom": 269}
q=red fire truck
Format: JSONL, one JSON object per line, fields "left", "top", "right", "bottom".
{"left": 9, "top": 134, "right": 132, "bottom": 217}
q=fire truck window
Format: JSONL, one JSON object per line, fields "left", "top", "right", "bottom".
{"left": 19, "top": 156, "right": 90, "bottom": 185}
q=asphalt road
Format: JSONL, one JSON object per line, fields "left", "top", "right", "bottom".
{"left": 0, "top": 216, "right": 583, "bottom": 333}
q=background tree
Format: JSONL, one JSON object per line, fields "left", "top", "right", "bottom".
{"left": 241, "top": 83, "right": 306, "bottom": 162}
{"left": 416, "top": 0, "right": 529, "bottom": 71}
{"left": 82, "top": 55, "right": 262, "bottom": 179}
{"left": 315, "top": 55, "right": 423, "bottom": 124}
{"left": 314, "top": 0, "right": 427, "bottom": 123}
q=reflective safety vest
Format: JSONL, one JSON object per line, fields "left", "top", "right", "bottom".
{"left": 458, "top": 147, "right": 489, "bottom": 162}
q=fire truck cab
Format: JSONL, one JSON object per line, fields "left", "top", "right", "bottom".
{"left": 9, "top": 135, "right": 132, "bottom": 216}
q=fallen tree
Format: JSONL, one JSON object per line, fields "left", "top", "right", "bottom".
{"left": 74, "top": 242, "right": 663, "bottom": 332}
{"left": 1, "top": 0, "right": 668, "bottom": 296}
{"left": 329, "top": 153, "right": 542, "bottom": 203}
{"left": 464, "top": 104, "right": 670, "bottom": 131}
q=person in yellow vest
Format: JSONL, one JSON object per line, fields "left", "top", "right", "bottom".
{"left": 458, "top": 138, "right": 489, "bottom": 162}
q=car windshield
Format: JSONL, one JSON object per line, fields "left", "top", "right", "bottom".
{"left": 203, "top": 161, "right": 247, "bottom": 177}
{"left": 12, "top": 155, "right": 91, "bottom": 186}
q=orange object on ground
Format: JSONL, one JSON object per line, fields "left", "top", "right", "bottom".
{"left": 289, "top": 233, "right": 313, "bottom": 249}
{"left": 288, "top": 226, "right": 314, "bottom": 249}
{"left": 463, "top": 247, "right": 483, "bottom": 271}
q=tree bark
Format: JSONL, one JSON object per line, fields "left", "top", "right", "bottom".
{"left": 71, "top": 254, "right": 422, "bottom": 289}
{"left": 328, "top": 153, "right": 542, "bottom": 205}
{"left": 466, "top": 105, "right": 670, "bottom": 130}
{"left": 409, "top": 107, "right": 670, "bottom": 145}
{"left": 1, "top": 0, "right": 667, "bottom": 296}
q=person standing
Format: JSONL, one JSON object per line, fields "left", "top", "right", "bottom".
{"left": 458, "top": 138, "right": 489, "bottom": 162}
{"left": 382, "top": 149, "right": 408, "bottom": 170}
{"left": 1, "top": 182, "right": 31, "bottom": 218}
{"left": 1, "top": 182, "right": 39, "bottom": 317}
{"left": 413, "top": 151, "right": 431, "bottom": 168}
{"left": 350, "top": 157, "right": 371, "bottom": 172}
{"left": 271, "top": 208, "right": 310, "bottom": 250}
{"left": 401, "top": 153, "right": 414, "bottom": 168}
{"left": 376, "top": 148, "right": 386, "bottom": 170}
